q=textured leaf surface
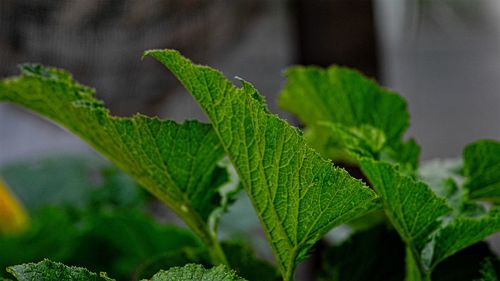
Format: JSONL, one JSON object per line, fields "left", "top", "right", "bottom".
{"left": 278, "top": 66, "right": 418, "bottom": 169}
{"left": 360, "top": 158, "right": 500, "bottom": 274}
{"left": 360, "top": 159, "right": 450, "bottom": 251}
{"left": 146, "top": 49, "right": 377, "bottom": 279}
{"left": 7, "top": 259, "right": 114, "bottom": 281}
{"left": 0, "top": 65, "right": 230, "bottom": 249}
{"left": 464, "top": 140, "right": 500, "bottom": 202}
{"left": 150, "top": 264, "right": 245, "bottom": 281}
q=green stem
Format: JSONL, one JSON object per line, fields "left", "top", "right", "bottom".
{"left": 283, "top": 252, "right": 298, "bottom": 281}
{"left": 405, "top": 246, "right": 431, "bottom": 281}
{"left": 181, "top": 204, "right": 228, "bottom": 266}
{"left": 283, "top": 269, "right": 295, "bottom": 281}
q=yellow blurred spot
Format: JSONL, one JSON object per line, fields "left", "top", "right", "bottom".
{"left": 0, "top": 179, "right": 29, "bottom": 234}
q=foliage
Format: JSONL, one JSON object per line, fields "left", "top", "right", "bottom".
{"left": 0, "top": 49, "right": 499, "bottom": 280}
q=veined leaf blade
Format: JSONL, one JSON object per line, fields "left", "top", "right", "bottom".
{"left": 145, "top": 49, "right": 377, "bottom": 279}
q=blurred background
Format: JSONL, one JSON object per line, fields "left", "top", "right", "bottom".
{"left": 2, "top": 0, "right": 500, "bottom": 163}
{"left": 1, "top": 0, "right": 500, "bottom": 279}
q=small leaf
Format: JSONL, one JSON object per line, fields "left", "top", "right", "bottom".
{"left": 149, "top": 264, "right": 246, "bottom": 281}
{"left": 463, "top": 140, "right": 500, "bottom": 202}
{"left": 146, "top": 49, "right": 377, "bottom": 280}
{"left": 474, "top": 258, "right": 500, "bottom": 281}
{"left": 7, "top": 259, "right": 115, "bottom": 281}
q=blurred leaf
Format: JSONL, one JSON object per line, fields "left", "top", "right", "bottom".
{"left": 279, "top": 66, "right": 418, "bottom": 171}
{"left": 72, "top": 210, "right": 203, "bottom": 280}
{"left": 318, "top": 225, "right": 405, "bottom": 281}
{"left": 0, "top": 208, "right": 77, "bottom": 277}
{"left": 0, "top": 156, "right": 106, "bottom": 212}
{"left": 463, "top": 140, "right": 500, "bottom": 203}
{"left": 475, "top": 258, "right": 500, "bottom": 281}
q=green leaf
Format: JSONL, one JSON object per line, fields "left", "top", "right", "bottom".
{"left": 463, "top": 140, "right": 500, "bottom": 202}
{"left": 149, "top": 264, "right": 246, "bottom": 281}
{"left": 278, "top": 66, "right": 417, "bottom": 169}
{"left": 0, "top": 65, "right": 231, "bottom": 263}
{"left": 7, "top": 259, "right": 115, "bottom": 281}
{"left": 475, "top": 258, "right": 500, "bottom": 281}
{"left": 145, "top": 49, "right": 377, "bottom": 280}
{"left": 360, "top": 157, "right": 500, "bottom": 277}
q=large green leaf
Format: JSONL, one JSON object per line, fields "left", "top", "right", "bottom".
{"left": 278, "top": 66, "right": 418, "bottom": 169}
{"left": 463, "top": 140, "right": 500, "bottom": 202}
{"left": 145, "top": 49, "right": 377, "bottom": 280}
{"left": 0, "top": 65, "right": 231, "bottom": 263}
